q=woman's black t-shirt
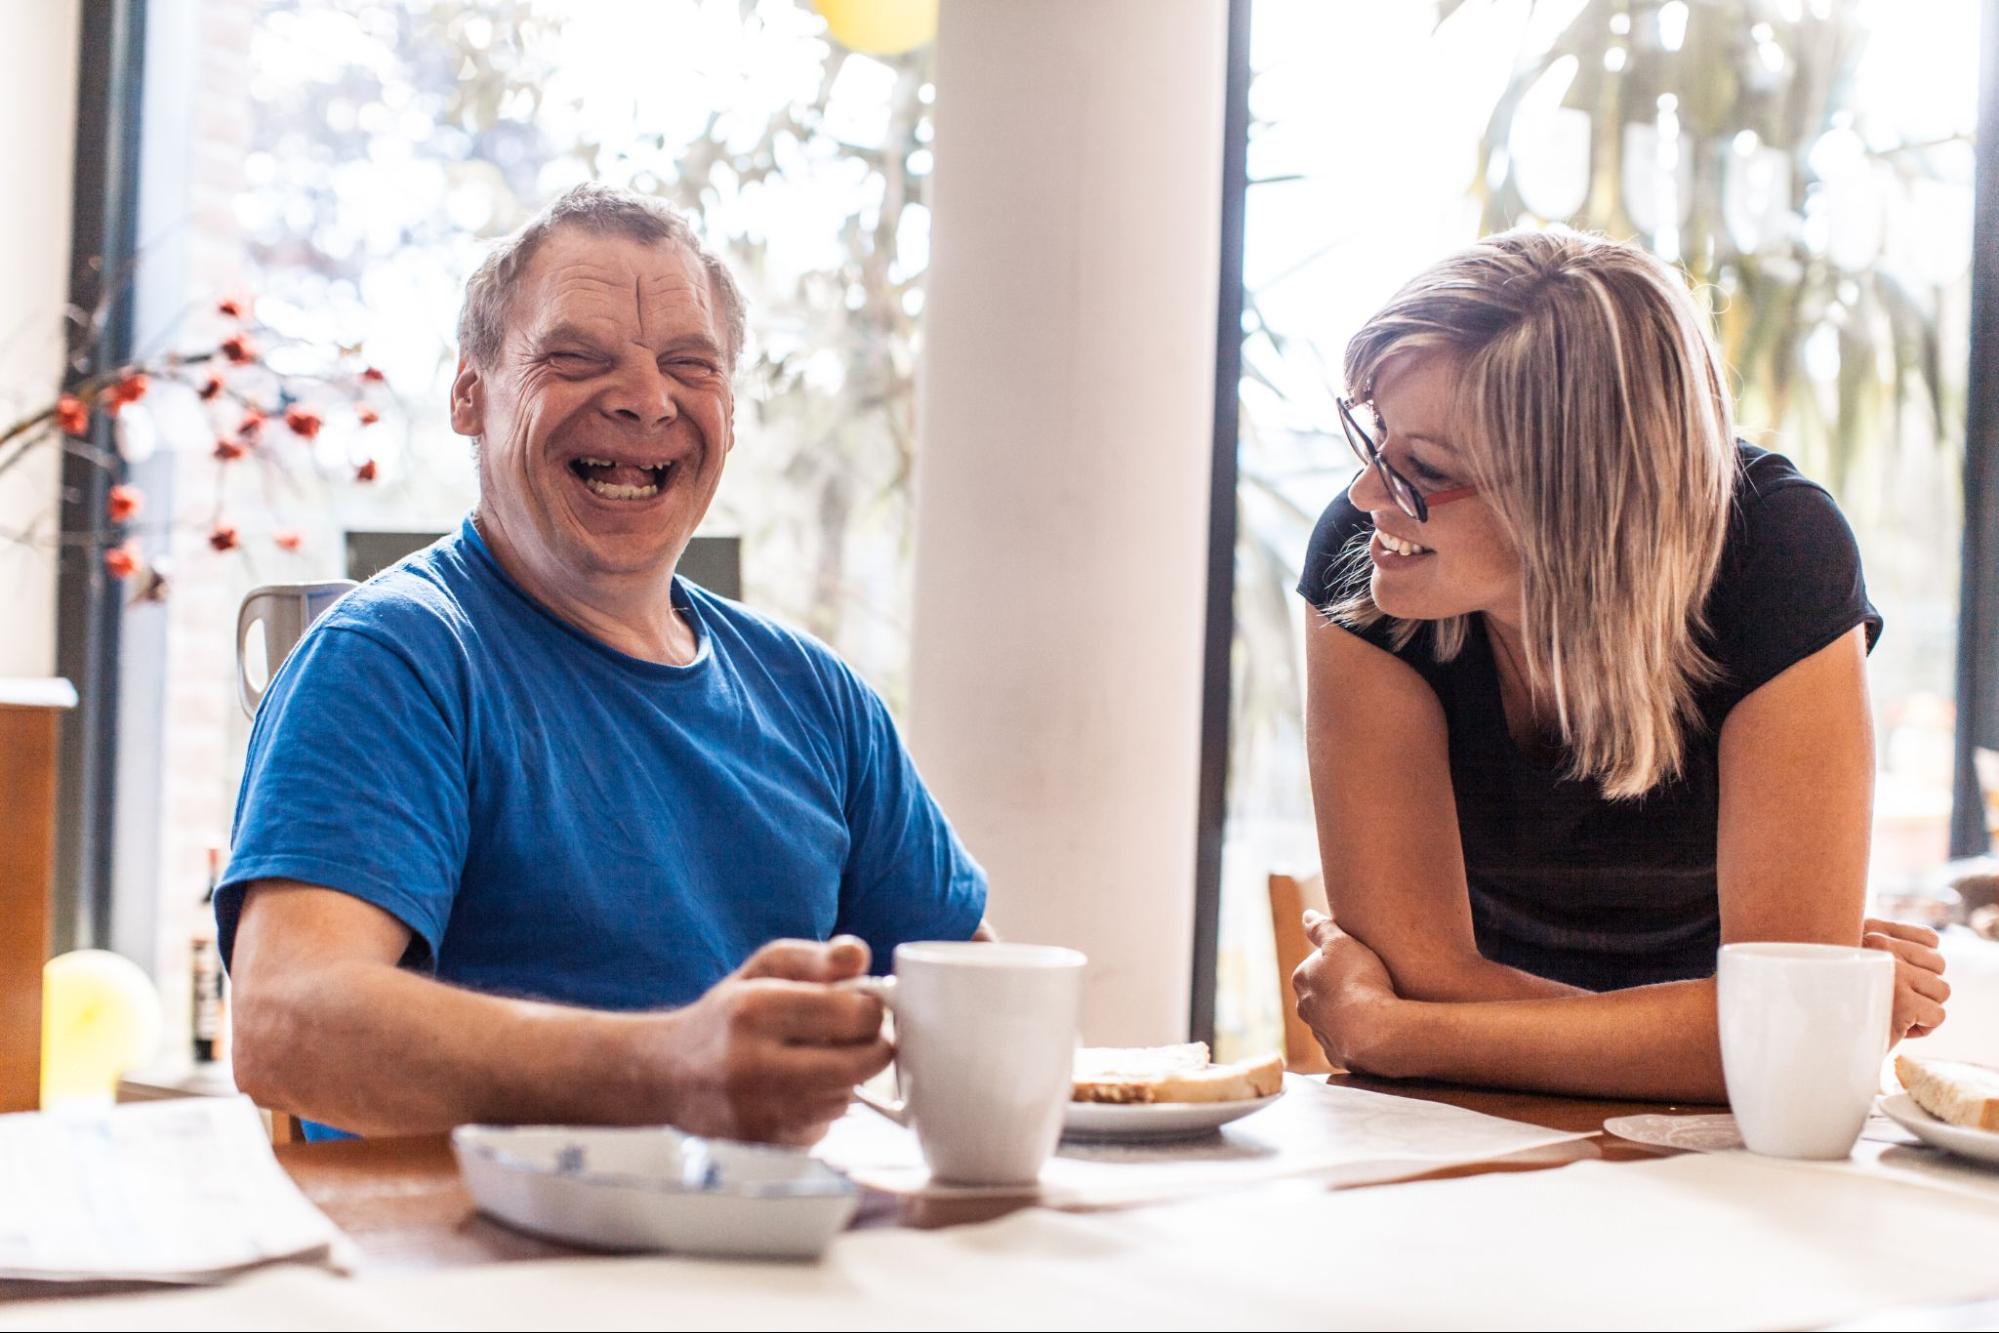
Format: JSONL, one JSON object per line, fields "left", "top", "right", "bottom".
{"left": 1295, "top": 444, "right": 1883, "bottom": 991}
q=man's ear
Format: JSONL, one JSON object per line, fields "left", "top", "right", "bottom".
{"left": 449, "top": 357, "right": 484, "bottom": 437}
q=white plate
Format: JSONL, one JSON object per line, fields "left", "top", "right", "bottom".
{"left": 1062, "top": 1091, "right": 1282, "bottom": 1142}
{"left": 1879, "top": 1093, "right": 1999, "bottom": 1168}
{"left": 452, "top": 1123, "right": 859, "bottom": 1260}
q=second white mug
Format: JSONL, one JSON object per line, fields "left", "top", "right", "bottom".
{"left": 1717, "top": 941, "right": 1894, "bottom": 1160}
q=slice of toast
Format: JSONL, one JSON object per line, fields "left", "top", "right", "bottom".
{"left": 1896, "top": 1054, "right": 1999, "bottom": 1132}
{"left": 1073, "top": 1044, "right": 1283, "bottom": 1105}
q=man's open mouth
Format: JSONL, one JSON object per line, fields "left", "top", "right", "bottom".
{"left": 567, "top": 456, "right": 674, "bottom": 501}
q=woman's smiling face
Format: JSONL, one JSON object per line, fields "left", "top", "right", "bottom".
{"left": 1348, "top": 351, "right": 1520, "bottom": 624}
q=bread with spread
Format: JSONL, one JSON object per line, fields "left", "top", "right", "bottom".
{"left": 1073, "top": 1042, "right": 1284, "bottom": 1105}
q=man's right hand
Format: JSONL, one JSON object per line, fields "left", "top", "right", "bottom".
{"left": 648, "top": 936, "right": 892, "bottom": 1146}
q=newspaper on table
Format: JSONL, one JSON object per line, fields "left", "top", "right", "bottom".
{"left": 816, "top": 1072, "right": 1596, "bottom": 1206}
{"left": 0, "top": 1095, "right": 349, "bottom": 1284}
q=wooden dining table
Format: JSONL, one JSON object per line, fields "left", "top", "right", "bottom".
{"left": 6, "top": 1076, "right": 1995, "bottom": 1327}
{"left": 264, "top": 1075, "right": 1675, "bottom": 1275}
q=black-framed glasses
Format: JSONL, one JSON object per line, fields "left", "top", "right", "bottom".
{"left": 1337, "top": 396, "right": 1477, "bottom": 524}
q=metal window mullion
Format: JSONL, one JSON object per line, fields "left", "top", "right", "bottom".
{"left": 52, "top": 0, "right": 149, "bottom": 953}
{"left": 1951, "top": 0, "right": 1999, "bottom": 860}
{"left": 1190, "top": 0, "right": 1254, "bottom": 1046}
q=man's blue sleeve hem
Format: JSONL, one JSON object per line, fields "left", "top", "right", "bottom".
{"left": 947, "top": 874, "right": 988, "bottom": 941}
{"left": 216, "top": 854, "right": 450, "bottom": 971}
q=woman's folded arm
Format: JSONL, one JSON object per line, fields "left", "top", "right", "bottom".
{"left": 1295, "top": 923, "right": 1727, "bottom": 1101}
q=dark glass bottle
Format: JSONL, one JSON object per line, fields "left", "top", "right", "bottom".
{"left": 191, "top": 847, "right": 226, "bottom": 1064}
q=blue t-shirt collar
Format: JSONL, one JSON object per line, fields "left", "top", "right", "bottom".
{"left": 456, "top": 513, "right": 714, "bottom": 677}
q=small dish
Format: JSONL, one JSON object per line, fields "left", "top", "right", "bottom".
{"left": 1061, "top": 1091, "right": 1282, "bottom": 1143}
{"left": 1878, "top": 1094, "right": 1999, "bottom": 1169}
{"left": 451, "top": 1123, "right": 860, "bottom": 1259}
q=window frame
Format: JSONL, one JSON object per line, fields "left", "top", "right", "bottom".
{"left": 1188, "top": 0, "right": 1254, "bottom": 1048}
{"left": 53, "top": 0, "right": 147, "bottom": 955}
{"left": 1949, "top": 0, "right": 1999, "bottom": 858}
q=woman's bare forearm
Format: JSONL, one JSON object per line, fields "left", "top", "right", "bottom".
{"left": 1330, "top": 908, "right": 1584, "bottom": 1003}
{"left": 1363, "top": 978, "right": 1727, "bottom": 1103}
{"left": 1386, "top": 947, "right": 1586, "bottom": 1003}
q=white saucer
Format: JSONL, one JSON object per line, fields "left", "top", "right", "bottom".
{"left": 1062, "top": 1091, "right": 1282, "bottom": 1142}
{"left": 1879, "top": 1093, "right": 1999, "bottom": 1168}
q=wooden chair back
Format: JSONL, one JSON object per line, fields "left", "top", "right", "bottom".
{"left": 1268, "top": 870, "right": 1335, "bottom": 1074}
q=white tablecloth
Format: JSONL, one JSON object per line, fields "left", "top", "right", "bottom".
{"left": 9, "top": 1148, "right": 1999, "bottom": 1331}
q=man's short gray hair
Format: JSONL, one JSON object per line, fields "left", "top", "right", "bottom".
{"left": 456, "top": 183, "right": 748, "bottom": 372}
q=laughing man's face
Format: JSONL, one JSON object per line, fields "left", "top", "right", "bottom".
{"left": 455, "top": 228, "right": 735, "bottom": 590}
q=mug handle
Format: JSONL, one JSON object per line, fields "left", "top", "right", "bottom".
{"left": 837, "top": 975, "right": 908, "bottom": 1126}
{"left": 236, "top": 589, "right": 278, "bottom": 718}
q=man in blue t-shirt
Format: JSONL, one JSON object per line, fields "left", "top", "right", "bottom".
{"left": 221, "top": 185, "right": 988, "bottom": 1145}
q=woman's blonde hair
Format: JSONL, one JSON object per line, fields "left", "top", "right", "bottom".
{"left": 1332, "top": 229, "right": 1737, "bottom": 799}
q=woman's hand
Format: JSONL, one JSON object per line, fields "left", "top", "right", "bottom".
{"left": 1862, "top": 917, "right": 1949, "bottom": 1041}
{"left": 1291, "top": 911, "right": 1404, "bottom": 1074}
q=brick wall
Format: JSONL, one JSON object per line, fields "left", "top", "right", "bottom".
{"left": 149, "top": 0, "right": 259, "bottom": 1057}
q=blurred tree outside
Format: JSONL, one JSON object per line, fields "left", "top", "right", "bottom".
{"left": 231, "top": 0, "right": 933, "bottom": 703}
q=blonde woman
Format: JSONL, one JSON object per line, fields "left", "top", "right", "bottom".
{"left": 1291, "top": 230, "right": 1949, "bottom": 1101}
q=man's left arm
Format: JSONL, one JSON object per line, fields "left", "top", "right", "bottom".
{"left": 831, "top": 670, "right": 989, "bottom": 954}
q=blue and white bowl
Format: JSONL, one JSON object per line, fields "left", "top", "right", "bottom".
{"left": 451, "top": 1123, "right": 860, "bottom": 1260}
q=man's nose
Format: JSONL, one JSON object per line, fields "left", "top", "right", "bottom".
{"left": 602, "top": 362, "right": 678, "bottom": 428}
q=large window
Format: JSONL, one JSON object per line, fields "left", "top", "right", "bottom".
{"left": 56, "top": 0, "right": 1992, "bottom": 1058}
{"left": 1216, "top": 0, "right": 1986, "bottom": 1059}
{"left": 121, "top": 0, "right": 934, "bottom": 1045}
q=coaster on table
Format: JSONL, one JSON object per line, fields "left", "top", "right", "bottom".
{"left": 1602, "top": 1110, "right": 1918, "bottom": 1153}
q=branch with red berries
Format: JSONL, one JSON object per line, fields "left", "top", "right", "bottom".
{"left": 0, "top": 295, "right": 392, "bottom": 602}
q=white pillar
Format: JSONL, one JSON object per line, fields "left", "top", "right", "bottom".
{"left": 909, "top": 0, "right": 1228, "bottom": 1045}
{"left": 0, "top": 1, "right": 81, "bottom": 677}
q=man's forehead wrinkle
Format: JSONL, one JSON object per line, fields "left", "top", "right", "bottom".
{"left": 634, "top": 266, "right": 714, "bottom": 335}
{"left": 532, "top": 248, "right": 630, "bottom": 292}
{"left": 527, "top": 272, "right": 633, "bottom": 335}
{"left": 522, "top": 274, "right": 648, "bottom": 353}
{"left": 515, "top": 241, "right": 719, "bottom": 355}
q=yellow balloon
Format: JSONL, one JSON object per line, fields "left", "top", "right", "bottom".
{"left": 813, "top": 0, "right": 938, "bottom": 56}
{"left": 42, "top": 950, "right": 163, "bottom": 1110}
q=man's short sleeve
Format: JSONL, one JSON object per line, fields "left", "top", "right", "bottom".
{"left": 217, "top": 622, "right": 470, "bottom": 970}
{"left": 828, "top": 669, "right": 986, "bottom": 966}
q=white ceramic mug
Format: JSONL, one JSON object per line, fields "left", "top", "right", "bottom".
{"left": 236, "top": 581, "right": 358, "bottom": 717}
{"left": 847, "top": 941, "right": 1085, "bottom": 1186}
{"left": 1717, "top": 942, "right": 1894, "bottom": 1159}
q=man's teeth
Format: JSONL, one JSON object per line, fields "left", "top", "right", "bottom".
{"left": 583, "top": 478, "right": 659, "bottom": 500}
{"left": 1379, "top": 531, "right": 1430, "bottom": 556}
{"left": 574, "top": 456, "right": 670, "bottom": 501}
